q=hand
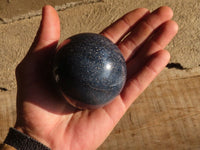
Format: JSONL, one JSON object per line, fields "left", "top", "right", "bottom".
{"left": 15, "top": 5, "right": 178, "bottom": 150}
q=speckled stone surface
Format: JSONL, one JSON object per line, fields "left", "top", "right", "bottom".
{"left": 53, "top": 33, "right": 127, "bottom": 109}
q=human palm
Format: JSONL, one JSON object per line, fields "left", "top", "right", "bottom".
{"left": 14, "top": 5, "right": 178, "bottom": 150}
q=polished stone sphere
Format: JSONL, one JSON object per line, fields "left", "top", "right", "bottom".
{"left": 53, "top": 33, "right": 127, "bottom": 109}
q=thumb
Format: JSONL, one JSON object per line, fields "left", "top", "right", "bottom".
{"left": 30, "top": 5, "right": 60, "bottom": 53}
{"left": 15, "top": 5, "right": 60, "bottom": 89}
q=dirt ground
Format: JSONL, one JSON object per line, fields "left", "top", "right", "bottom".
{"left": 0, "top": 0, "right": 200, "bottom": 149}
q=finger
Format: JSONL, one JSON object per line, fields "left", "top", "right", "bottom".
{"left": 101, "top": 8, "right": 149, "bottom": 43}
{"left": 126, "top": 20, "right": 178, "bottom": 76}
{"left": 29, "top": 5, "right": 60, "bottom": 53}
{"left": 121, "top": 50, "right": 170, "bottom": 108}
{"left": 105, "top": 95, "right": 130, "bottom": 125}
{"left": 138, "top": 20, "right": 178, "bottom": 57}
{"left": 118, "top": 6, "right": 173, "bottom": 61}
{"left": 96, "top": 50, "right": 170, "bottom": 125}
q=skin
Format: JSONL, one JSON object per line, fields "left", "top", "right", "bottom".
{"left": 14, "top": 5, "right": 178, "bottom": 150}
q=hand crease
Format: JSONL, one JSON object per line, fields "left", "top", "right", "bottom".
{"left": 102, "top": 107, "right": 115, "bottom": 126}
{"left": 142, "top": 20, "right": 155, "bottom": 33}
{"left": 151, "top": 40, "right": 163, "bottom": 50}
{"left": 102, "top": 31, "right": 116, "bottom": 43}
{"left": 145, "top": 62, "right": 158, "bottom": 76}
{"left": 121, "top": 16, "right": 132, "bottom": 29}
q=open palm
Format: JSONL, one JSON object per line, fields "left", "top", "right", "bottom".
{"left": 14, "top": 5, "right": 178, "bottom": 150}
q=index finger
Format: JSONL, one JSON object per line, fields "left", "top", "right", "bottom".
{"left": 101, "top": 8, "right": 149, "bottom": 43}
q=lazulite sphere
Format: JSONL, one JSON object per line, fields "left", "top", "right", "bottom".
{"left": 53, "top": 33, "right": 127, "bottom": 109}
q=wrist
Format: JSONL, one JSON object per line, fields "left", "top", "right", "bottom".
{"left": 6, "top": 127, "right": 51, "bottom": 150}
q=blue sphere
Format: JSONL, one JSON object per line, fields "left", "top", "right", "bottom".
{"left": 53, "top": 33, "right": 127, "bottom": 109}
